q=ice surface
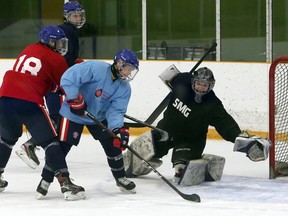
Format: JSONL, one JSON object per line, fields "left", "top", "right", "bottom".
{"left": 1, "top": 134, "right": 288, "bottom": 216}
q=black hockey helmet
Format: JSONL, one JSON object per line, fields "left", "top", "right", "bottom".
{"left": 191, "top": 67, "right": 215, "bottom": 95}
{"left": 191, "top": 67, "right": 215, "bottom": 103}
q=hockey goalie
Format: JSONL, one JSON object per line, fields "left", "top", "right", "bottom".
{"left": 123, "top": 65, "right": 271, "bottom": 186}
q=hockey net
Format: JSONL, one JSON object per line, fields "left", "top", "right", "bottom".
{"left": 269, "top": 56, "right": 288, "bottom": 178}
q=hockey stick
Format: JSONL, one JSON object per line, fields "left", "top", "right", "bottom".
{"left": 145, "top": 42, "right": 217, "bottom": 124}
{"left": 124, "top": 114, "right": 169, "bottom": 141}
{"left": 84, "top": 110, "right": 201, "bottom": 202}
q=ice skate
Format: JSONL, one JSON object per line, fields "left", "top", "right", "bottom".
{"left": 0, "top": 174, "right": 8, "bottom": 192}
{"left": 55, "top": 171, "right": 86, "bottom": 201}
{"left": 35, "top": 178, "right": 51, "bottom": 200}
{"left": 116, "top": 177, "right": 136, "bottom": 194}
{"left": 15, "top": 139, "right": 40, "bottom": 169}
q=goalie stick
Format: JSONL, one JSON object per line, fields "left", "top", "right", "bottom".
{"left": 124, "top": 114, "right": 169, "bottom": 141}
{"left": 84, "top": 110, "right": 201, "bottom": 202}
{"left": 144, "top": 42, "right": 217, "bottom": 125}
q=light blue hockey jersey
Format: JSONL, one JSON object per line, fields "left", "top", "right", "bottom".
{"left": 59, "top": 60, "right": 131, "bottom": 130}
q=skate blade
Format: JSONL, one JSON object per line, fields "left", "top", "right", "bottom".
{"left": 118, "top": 187, "right": 136, "bottom": 194}
{"left": 63, "top": 191, "right": 86, "bottom": 201}
{"left": 0, "top": 187, "right": 6, "bottom": 192}
{"left": 35, "top": 192, "right": 45, "bottom": 200}
{"left": 15, "top": 149, "right": 38, "bottom": 169}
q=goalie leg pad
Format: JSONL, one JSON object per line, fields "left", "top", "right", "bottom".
{"left": 234, "top": 136, "right": 271, "bottom": 162}
{"left": 176, "top": 154, "right": 225, "bottom": 186}
{"left": 123, "top": 131, "right": 162, "bottom": 177}
{"left": 178, "top": 159, "right": 208, "bottom": 186}
{"left": 202, "top": 154, "right": 225, "bottom": 181}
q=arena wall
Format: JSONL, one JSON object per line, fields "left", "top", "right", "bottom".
{"left": 0, "top": 59, "right": 271, "bottom": 139}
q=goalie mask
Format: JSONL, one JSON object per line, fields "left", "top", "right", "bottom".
{"left": 112, "top": 49, "right": 139, "bottom": 82}
{"left": 191, "top": 67, "right": 215, "bottom": 103}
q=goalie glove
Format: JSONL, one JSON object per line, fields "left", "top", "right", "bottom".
{"left": 233, "top": 131, "right": 272, "bottom": 162}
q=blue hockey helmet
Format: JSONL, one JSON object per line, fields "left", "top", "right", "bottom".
{"left": 113, "top": 49, "right": 139, "bottom": 82}
{"left": 64, "top": 1, "right": 86, "bottom": 28}
{"left": 38, "top": 25, "right": 68, "bottom": 56}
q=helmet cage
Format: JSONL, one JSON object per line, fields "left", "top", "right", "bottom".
{"left": 192, "top": 79, "right": 214, "bottom": 95}
{"left": 114, "top": 50, "right": 139, "bottom": 82}
{"left": 191, "top": 67, "right": 215, "bottom": 95}
{"left": 118, "top": 63, "right": 139, "bottom": 82}
{"left": 64, "top": 10, "right": 86, "bottom": 29}
{"left": 54, "top": 37, "right": 68, "bottom": 56}
{"left": 64, "top": 2, "right": 86, "bottom": 28}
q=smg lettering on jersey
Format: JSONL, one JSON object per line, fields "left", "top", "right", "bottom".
{"left": 172, "top": 98, "right": 191, "bottom": 117}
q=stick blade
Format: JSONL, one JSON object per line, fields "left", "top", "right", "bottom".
{"left": 182, "top": 193, "right": 201, "bottom": 202}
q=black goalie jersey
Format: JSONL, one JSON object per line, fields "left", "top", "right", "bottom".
{"left": 156, "top": 72, "right": 241, "bottom": 158}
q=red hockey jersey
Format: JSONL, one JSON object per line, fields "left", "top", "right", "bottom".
{"left": 0, "top": 43, "right": 68, "bottom": 105}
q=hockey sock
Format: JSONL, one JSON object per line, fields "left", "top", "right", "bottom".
{"left": 43, "top": 141, "right": 69, "bottom": 176}
{"left": 0, "top": 138, "right": 15, "bottom": 169}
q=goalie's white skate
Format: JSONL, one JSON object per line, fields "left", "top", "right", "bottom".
{"left": 15, "top": 140, "right": 40, "bottom": 169}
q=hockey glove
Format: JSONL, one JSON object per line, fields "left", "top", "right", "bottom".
{"left": 50, "top": 84, "right": 65, "bottom": 95}
{"left": 233, "top": 131, "right": 271, "bottom": 162}
{"left": 50, "top": 84, "right": 60, "bottom": 93}
{"left": 67, "top": 95, "right": 87, "bottom": 116}
{"left": 112, "top": 127, "right": 130, "bottom": 151}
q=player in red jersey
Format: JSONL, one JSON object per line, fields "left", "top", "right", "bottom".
{"left": 0, "top": 25, "right": 85, "bottom": 201}
{"left": 15, "top": 1, "right": 87, "bottom": 169}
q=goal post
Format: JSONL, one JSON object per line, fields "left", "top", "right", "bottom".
{"left": 269, "top": 56, "right": 288, "bottom": 179}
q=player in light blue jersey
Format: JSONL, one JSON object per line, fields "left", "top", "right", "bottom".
{"left": 36, "top": 49, "right": 139, "bottom": 198}
{"left": 59, "top": 61, "right": 132, "bottom": 127}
